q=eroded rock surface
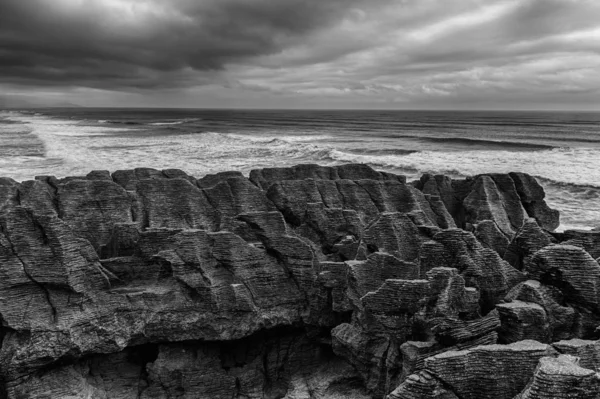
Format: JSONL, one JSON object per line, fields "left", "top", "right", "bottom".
{"left": 0, "top": 163, "right": 596, "bottom": 399}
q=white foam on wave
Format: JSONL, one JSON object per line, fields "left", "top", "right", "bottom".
{"left": 223, "top": 132, "right": 335, "bottom": 143}
{"left": 149, "top": 118, "right": 202, "bottom": 126}
{"left": 0, "top": 113, "right": 337, "bottom": 181}
{"left": 0, "top": 112, "right": 140, "bottom": 180}
{"left": 6, "top": 113, "right": 131, "bottom": 136}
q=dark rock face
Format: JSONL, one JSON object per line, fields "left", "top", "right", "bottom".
{"left": 0, "top": 163, "right": 596, "bottom": 399}
{"left": 515, "top": 354, "right": 600, "bottom": 399}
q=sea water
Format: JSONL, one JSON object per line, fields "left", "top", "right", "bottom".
{"left": 1, "top": 108, "right": 599, "bottom": 231}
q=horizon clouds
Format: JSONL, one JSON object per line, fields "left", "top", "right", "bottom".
{"left": 1, "top": 0, "right": 599, "bottom": 109}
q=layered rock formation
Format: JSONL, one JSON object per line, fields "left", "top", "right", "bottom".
{"left": 0, "top": 163, "right": 598, "bottom": 399}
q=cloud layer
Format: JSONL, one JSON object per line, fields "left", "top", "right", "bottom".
{"left": 1, "top": 0, "right": 599, "bottom": 109}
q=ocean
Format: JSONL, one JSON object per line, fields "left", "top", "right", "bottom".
{"left": 1, "top": 108, "right": 599, "bottom": 232}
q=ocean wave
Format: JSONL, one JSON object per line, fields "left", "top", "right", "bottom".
{"left": 344, "top": 148, "right": 419, "bottom": 156}
{"left": 150, "top": 121, "right": 184, "bottom": 126}
{"left": 0, "top": 119, "right": 21, "bottom": 125}
{"left": 534, "top": 176, "right": 600, "bottom": 191}
{"left": 220, "top": 132, "right": 335, "bottom": 144}
{"left": 403, "top": 136, "right": 557, "bottom": 150}
{"left": 6, "top": 114, "right": 600, "bottom": 190}
{"left": 516, "top": 135, "right": 600, "bottom": 144}
{"left": 98, "top": 120, "right": 143, "bottom": 125}
{"left": 149, "top": 118, "right": 202, "bottom": 126}
{"left": 97, "top": 117, "right": 204, "bottom": 126}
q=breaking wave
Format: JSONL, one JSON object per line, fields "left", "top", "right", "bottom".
{"left": 417, "top": 137, "right": 557, "bottom": 151}
{"left": 149, "top": 118, "right": 202, "bottom": 126}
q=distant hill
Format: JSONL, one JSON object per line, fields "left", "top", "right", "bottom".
{"left": 0, "top": 94, "right": 82, "bottom": 109}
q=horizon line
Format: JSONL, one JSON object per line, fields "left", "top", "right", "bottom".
{"left": 2, "top": 106, "right": 599, "bottom": 113}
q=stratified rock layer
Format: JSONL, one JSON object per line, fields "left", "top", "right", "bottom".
{"left": 0, "top": 163, "right": 597, "bottom": 399}
{"left": 515, "top": 355, "right": 600, "bottom": 399}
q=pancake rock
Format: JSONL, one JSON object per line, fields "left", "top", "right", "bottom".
{"left": 0, "top": 163, "right": 597, "bottom": 399}
{"left": 515, "top": 355, "right": 600, "bottom": 399}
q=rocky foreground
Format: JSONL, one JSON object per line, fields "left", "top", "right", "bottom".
{"left": 0, "top": 163, "right": 599, "bottom": 398}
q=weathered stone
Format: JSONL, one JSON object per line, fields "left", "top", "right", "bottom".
{"left": 505, "top": 280, "right": 577, "bottom": 342}
{"left": 515, "top": 355, "right": 600, "bottom": 399}
{"left": 347, "top": 253, "right": 420, "bottom": 299}
{"left": 0, "top": 164, "right": 575, "bottom": 398}
{"left": 473, "top": 219, "right": 510, "bottom": 257}
{"left": 0, "top": 178, "right": 19, "bottom": 212}
{"left": 197, "top": 170, "right": 244, "bottom": 188}
{"left": 86, "top": 170, "right": 113, "bottom": 181}
{"left": 463, "top": 174, "right": 526, "bottom": 237}
{"left": 425, "top": 267, "right": 480, "bottom": 319}
{"left": 552, "top": 339, "right": 600, "bottom": 371}
{"left": 364, "top": 212, "right": 433, "bottom": 264}
{"left": 387, "top": 370, "right": 459, "bottom": 399}
{"left": 430, "top": 309, "right": 500, "bottom": 346}
{"left": 425, "top": 340, "right": 557, "bottom": 399}
{"left": 331, "top": 323, "right": 400, "bottom": 396}
{"left": 398, "top": 332, "right": 498, "bottom": 382}
{"left": 56, "top": 178, "right": 134, "bottom": 248}
{"left": 525, "top": 245, "right": 600, "bottom": 313}
{"left": 415, "top": 174, "right": 464, "bottom": 226}
{"left": 557, "top": 229, "right": 600, "bottom": 259}
{"left": 414, "top": 172, "right": 560, "bottom": 233}
{"left": 249, "top": 163, "right": 405, "bottom": 191}
{"left": 497, "top": 300, "right": 550, "bottom": 343}
{"left": 510, "top": 172, "right": 560, "bottom": 231}
{"left": 504, "top": 218, "right": 554, "bottom": 270}
{"left": 420, "top": 228, "right": 525, "bottom": 311}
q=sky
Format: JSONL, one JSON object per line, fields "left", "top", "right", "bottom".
{"left": 0, "top": 0, "right": 599, "bottom": 110}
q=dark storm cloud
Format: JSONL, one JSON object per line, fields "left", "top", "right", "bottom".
{"left": 0, "top": 0, "right": 386, "bottom": 89}
{"left": 1, "top": 0, "right": 599, "bottom": 109}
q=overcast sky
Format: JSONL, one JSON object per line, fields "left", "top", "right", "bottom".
{"left": 1, "top": 0, "right": 599, "bottom": 110}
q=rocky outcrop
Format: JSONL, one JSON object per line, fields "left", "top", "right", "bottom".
{"left": 515, "top": 355, "right": 600, "bottom": 399}
{"left": 423, "top": 341, "right": 557, "bottom": 399}
{"left": 415, "top": 172, "right": 559, "bottom": 234}
{"left": 0, "top": 163, "right": 596, "bottom": 399}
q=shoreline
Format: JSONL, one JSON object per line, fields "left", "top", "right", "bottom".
{"left": 2, "top": 108, "right": 600, "bottom": 231}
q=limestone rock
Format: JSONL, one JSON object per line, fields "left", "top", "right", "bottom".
{"left": 552, "top": 339, "right": 600, "bottom": 371}
{"left": 420, "top": 228, "right": 525, "bottom": 311}
{"left": 249, "top": 163, "right": 405, "bottom": 191}
{"left": 398, "top": 332, "right": 498, "bottom": 383}
{"left": 497, "top": 301, "right": 550, "bottom": 343}
{"left": 387, "top": 370, "right": 459, "bottom": 399}
{"left": 463, "top": 174, "right": 527, "bottom": 237}
{"left": 473, "top": 219, "right": 510, "bottom": 257}
{"left": 504, "top": 218, "right": 554, "bottom": 270}
{"left": 0, "top": 178, "right": 19, "bottom": 211}
{"left": 430, "top": 309, "right": 500, "bottom": 346}
{"left": 505, "top": 280, "right": 577, "bottom": 342}
{"left": 425, "top": 340, "right": 557, "bottom": 399}
{"left": 525, "top": 245, "right": 600, "bottom": 314}
{"left": 510, "top": 172, "right": 560, "bottom": 231}
{"left": 6, "top": 329, "right": 368, "bottom": 399}
{"left": 557, "top": 229, "right": 600, "bottom": 259}
{"left": 415, "top": 172, "right": 559, "bottom": 233}
{"left": 515, "top": 355, "right": 600, "bottom": 399}
{"left": 0, "top": 164, "right": 573, "bottom": 398}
